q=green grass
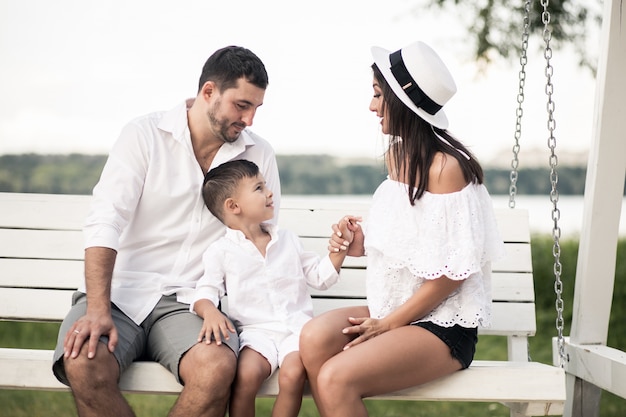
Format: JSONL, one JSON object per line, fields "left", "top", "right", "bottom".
{"left": 2, "top": 236, "right": 625, "bottom": 416}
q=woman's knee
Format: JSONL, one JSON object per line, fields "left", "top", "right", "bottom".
{"left": 299, "top": 319, "right": 323, "bottom": 354}
{"left": 316, "top": 360, "right": 354, "bottom": 403}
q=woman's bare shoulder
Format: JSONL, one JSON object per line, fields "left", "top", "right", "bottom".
{"left": 428, "top": 152, "right": 467, "bottom": 194}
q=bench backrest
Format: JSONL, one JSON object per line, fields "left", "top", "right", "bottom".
{"left": 0, "top": 192, "right": 534, "bottom": 361}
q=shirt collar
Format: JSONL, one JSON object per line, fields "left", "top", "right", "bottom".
{"left": 157, "top": 99, "right": 257, "bottom": 154}
{"left": 157, "top": 100, "right": 191, "bottom": 145}
{"left": 224, "top": 223, "right": 278, "bottom": 244}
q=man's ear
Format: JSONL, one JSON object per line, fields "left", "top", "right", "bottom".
{"left": 224, "top": 197, "right": 240, "bottom": 215}
{"left": 200, "top": 81, "right": 217, "bottom": 100}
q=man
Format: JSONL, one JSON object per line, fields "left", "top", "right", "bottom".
{"left": 52, "top": 46, "right": 281, "bottom": 417}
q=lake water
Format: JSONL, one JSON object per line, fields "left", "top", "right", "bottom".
{"left": 490, "top": 194, "right": 626, "bottom": 238}
{"left": 284, "top": 194, "right": 626, "bottom": 239}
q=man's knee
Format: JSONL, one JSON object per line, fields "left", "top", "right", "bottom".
{"left": 64, "top": 342, "right": 120, "bottom": 389}
{"left": 179, "top": 344, "right": 237, "bottom": 387}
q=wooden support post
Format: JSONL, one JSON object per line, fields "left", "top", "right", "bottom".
{"left": 564, "top": 0, "right": 626, "bottom": 416}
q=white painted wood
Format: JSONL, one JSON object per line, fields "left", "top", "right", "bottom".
{"left": 0, "top": 347, "right": 564, "bottom": 413}
{"left": 563, "top": 1, "right": 626, "bottom": 415}
{"left": 0, "top": 193, "right": 91, "bottom": 230}
{"left": 508, "top": 335, "right": 530, "bottom": 362}
{"left": 559, "top": 338, "right": 626, "bottom": 400}
{"left": 0, "top": 192, "right": 530, "bottom": 241}
{"left": 0, "top": 288, "right": 73, "bottom": 321}
{"left": 0, "top": 229, "right": 531, "bottom": 271}
{"left": 0, "top": 259, "right": 532, "bottom": 304}
{"left": 0, "top": 287, "right": 535, "bottom": 337}
{"left": 571, "top": 0, "right": 626, "bottom": 347}
{"left": 0, "top": 259, "right": 82, "bottom": 289}
{"left": 309, "top": 270, "right": 534, "bottom": 301}
{"left": 491, "top": 272, "right": 535, "bottom": 302}
{"left": 0, "top": 229, "right": 83, "bottom": 260}
{"left": 0, "top": 192, "right": 566, "bottom": 415}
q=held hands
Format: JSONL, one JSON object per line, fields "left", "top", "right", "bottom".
{"left": 197, "top": 307, "right": 236, "bottom": 346}
{"left": 342, "top": 316, "right": 390, "bottom": 350}
{"left": 64, "top": 308, "right": 117, "bottom": 360}
{"left": 329, "top": 215, "right": 364, "bottom": 256}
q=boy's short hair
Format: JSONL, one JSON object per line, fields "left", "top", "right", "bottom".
{"left": 202, "top": 159, "right": 260, "bottom": 222}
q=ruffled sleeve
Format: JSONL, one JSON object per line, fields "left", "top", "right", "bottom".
{"left": 364, "top": 180, "right": 504, "bottom": 280}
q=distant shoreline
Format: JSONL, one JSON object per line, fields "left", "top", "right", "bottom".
{"left": 283, "top": 194, "right": 626, "bottom": 238}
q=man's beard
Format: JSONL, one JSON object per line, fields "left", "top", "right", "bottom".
{"left": 208, "top": 107, "right": 242, "bottom": 144}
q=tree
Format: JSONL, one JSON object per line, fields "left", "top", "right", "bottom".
{"left": 424, "top": 0, "right": 602, "bottom": 73}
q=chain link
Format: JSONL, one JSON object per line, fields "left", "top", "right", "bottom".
{"left": 509, "top": 0, "right": 532, "bottom": 209}
{"left": 541, "top": 0, "right": 567, "bottom": 368}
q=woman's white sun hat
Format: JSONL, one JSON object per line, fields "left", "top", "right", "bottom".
{"left": 371, "top": 41, "right": 457, "bottom": 129}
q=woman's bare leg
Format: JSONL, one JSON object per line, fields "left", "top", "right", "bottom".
{"left": 315, "top": 325, "right": 463, "bottom": 417}
{"left": 299, "top": 306, "right": 368, "bottom": 415}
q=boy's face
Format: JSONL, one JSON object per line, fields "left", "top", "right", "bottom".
{"left": 233, "top": 173, "right": 274, "bottom": 223}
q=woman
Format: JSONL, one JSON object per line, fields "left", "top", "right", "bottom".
{"left": 299, "top": 40, "right": 505, "bottom": 417}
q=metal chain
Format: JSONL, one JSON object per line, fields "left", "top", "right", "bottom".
{"left": 541, "top": 0, "right": 566, "bottom": 368}
{"left": 509, "top": 0, "right": 532, "bottom": 209}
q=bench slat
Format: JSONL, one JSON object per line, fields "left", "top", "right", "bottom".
{"left": 0, "top": 229, "right": 84, "bottom": 260}
{"left": 309, "top": 297, "right": 537, "bottom": 336}
{"left": 0, "top": 259, "right": 534, "bottom": 302}
{"left": 0, "top": 287, "right": 536, "bottom": 336}
{"left": 0, "top": 259, "right": 83, "bottom": 289}
{"left": 0, "top": 228, "right": 531, "bottom": 273}
{"left": 0, "top": 288, "right": 74, "bottom": 321}
{"left": 0, "top": 192, "right": 530, "bottom": 241}
{"left": 309, "top": 270, "right": 535, "bottom": 302}
{"left": 0, "top": 193, "right": 91, "bottom": 230}
{"left": 0, "top": 347, "right": 563, "bottom": 412}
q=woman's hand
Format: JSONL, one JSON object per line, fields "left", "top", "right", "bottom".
{"left": 341, "top": 316, "right": 390, "bottom": 350}
{"left": 329, "top": 216, "right": 364, "bottom": 256}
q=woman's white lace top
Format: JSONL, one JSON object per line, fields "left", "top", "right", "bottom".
{"left": 364, "top": 179, "right": 505, "bottom": 328}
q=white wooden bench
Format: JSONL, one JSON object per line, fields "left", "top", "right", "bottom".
{"left": 0, "top": 192, "right": 566, "bottom": 416}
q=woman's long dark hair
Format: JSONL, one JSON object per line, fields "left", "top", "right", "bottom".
{"left": 372, "top": 64, "right": 484, "bottom": 205}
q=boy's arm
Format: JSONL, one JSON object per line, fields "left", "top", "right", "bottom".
{"left": 193, "top": 298, "right": 235, "bottom": 346}
{"left": 328, "top": 248, "right": 348, "bottom": 273}
{"left": 193, "top": 247, "right": 234, "bottom": 345}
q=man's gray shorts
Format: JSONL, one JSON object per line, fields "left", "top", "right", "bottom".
{"left": 52, "top": 292, "right": 239, "bottom": 386}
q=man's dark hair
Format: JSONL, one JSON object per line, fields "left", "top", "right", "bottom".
{"left": 198, "top": 46, "right": 269, "bottom": 93}
{"left": 202, "top": 159, "right": 260, "bottom": 222}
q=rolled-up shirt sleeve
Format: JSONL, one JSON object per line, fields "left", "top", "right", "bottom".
{"left": 83, "top": 120, "right": 150, "bottom": 251}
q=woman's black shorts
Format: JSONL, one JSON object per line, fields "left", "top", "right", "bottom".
{"left": 414, "top": 321, "right": 478, "bottom": 369}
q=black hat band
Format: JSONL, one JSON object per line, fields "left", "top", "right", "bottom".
{"left": 389, "top": 50, "right": 442, "bottom": 116}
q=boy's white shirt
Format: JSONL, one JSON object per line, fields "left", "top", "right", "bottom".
{"left": 192, "top": 224, "right": 339, "bottom": 333}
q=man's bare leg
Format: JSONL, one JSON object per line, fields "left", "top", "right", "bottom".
{"left": 64, "top": 341, "right": 134, "bottom": 417}
{"left": 169, "top": 342, "right": 237, "bottom": 417}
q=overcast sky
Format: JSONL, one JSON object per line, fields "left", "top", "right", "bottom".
{"left": 0, "top": 0, "right": 597, "bottom": 165}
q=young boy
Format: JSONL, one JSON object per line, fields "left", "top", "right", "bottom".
{"left": 192, "top": 159, "right": 354, "bottom": 417}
